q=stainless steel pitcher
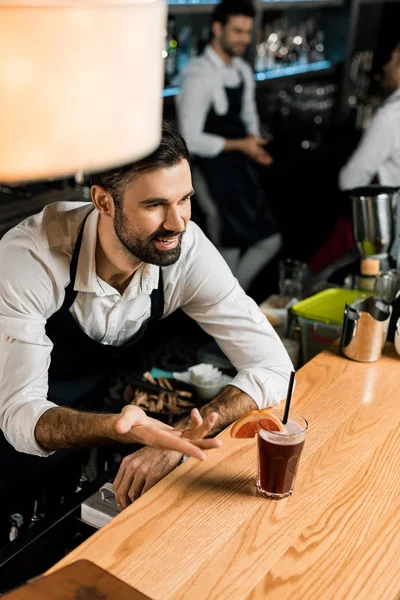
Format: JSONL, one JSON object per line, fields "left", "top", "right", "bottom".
{"left": 349, "top": 185, "right": 399, "bottom": 259}
{"left": 340, "top": 296, "right": 392, "bottom": 362}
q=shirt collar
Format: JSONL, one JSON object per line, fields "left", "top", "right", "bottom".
{"left": 74, "top": 208, "right": 160, "bottom": 298}
{"left": 205, "top": 44, "right": 241, "bottom": 71}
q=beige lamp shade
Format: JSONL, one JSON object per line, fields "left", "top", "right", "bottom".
{"left": 0, "top": 0, "right": 166, "bottom": 183}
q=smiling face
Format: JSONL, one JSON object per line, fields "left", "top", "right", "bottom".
{"left": 213, "top": 14, "right": 253, "bottom": 58}
{"left": 112, "top": 159, "right": 193, "bottom": 267}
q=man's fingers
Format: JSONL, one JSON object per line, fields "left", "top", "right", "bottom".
{"left": 146, "top": 416, "right": 177, "bottom": 432}
{"left": 190, "top": 408, "right": 203, "bottom": 427}
{"left": 114, "top": 466, "right": 135, "bottom": 508}
{"left": 113, "top": 459, "right": 126, "bottom": 492}
{"left": 186, "top": 411, "right": 218, "bottom": 440}
{"left": 145, "top": 426, "right": 207, "bottom": 459}
{"left": 128, "top": 474, "right": 146, "bottom": 504}
{"left": 192, "top": 438, "right": 222, "bottom": 450}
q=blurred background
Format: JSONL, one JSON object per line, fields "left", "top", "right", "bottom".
{"left": 2, "top": 0, "right": 398, "bottom": 305}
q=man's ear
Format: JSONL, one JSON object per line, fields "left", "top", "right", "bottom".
{"left": 212, "top": 21, "right": 223, "bottom": 40}
{"left": 91, "top": 185, "right": 114, "bottom": 217}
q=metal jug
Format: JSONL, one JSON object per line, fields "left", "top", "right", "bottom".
{"left": 340, "top": 296, "right": 392, "bottom": 362}
{"left": 349, "top": 185, "right": 399, "bottom": 260}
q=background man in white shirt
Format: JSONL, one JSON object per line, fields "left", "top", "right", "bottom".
{"left": 0, "top": 123, "right": 292, "bottom": 522}
{"left": 176, "top": 0, "right": 281, "bottom": 293}
{"left": 339, "top": 40, "right": 400, "bottom": 190}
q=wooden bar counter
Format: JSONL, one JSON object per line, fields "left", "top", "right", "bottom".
{"left": 47, "top": 344, "right": 400, "bottom": 599}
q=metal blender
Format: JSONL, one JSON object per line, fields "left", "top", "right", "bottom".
{"left": 349, "top": 185, "right": 400, "bottom": 288}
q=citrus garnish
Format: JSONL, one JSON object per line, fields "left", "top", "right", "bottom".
{"left": 230, "top": 408, "right": 285, "bottom": 438}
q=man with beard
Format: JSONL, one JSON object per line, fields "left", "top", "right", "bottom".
{"left": 0, "top": 123, "right": 292, "bottom": 522}
{"left": 176, "top": 0, "right": 281, "bottom": 293}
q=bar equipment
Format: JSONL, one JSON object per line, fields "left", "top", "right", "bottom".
{"left": 348, "top": 186, "right": 400, "bottom": 289}
{"left": 340, "top": 296, "right": 392, "bottom": 362}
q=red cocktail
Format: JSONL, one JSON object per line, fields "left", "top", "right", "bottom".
{"left": 256, "top": 409, "right": 307, "bottom": 499}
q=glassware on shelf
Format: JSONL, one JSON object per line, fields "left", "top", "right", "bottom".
{"left": 255, "top": 16, "right": 328, "bottom": 76}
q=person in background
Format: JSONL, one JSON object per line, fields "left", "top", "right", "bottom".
{"left": 339, "top": 41, "right": 400, "bottom": 190}
{"left": 0, "top": 122, "right": 293, "bottom": 522}
{"left": 308, "top": 41, "right": 400, "bottom": 281}
{"left": 175, "top": 0, "right": 281, "bottom": 293}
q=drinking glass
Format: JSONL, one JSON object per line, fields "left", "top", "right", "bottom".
{"left": 279, "top": 258, "right": 308, "bottom": 303}
{"left": 374, "top": 271, "right": 397, "bottom": 304}
{"left": 256, "top": 408, "right": 308, "bottom": 499}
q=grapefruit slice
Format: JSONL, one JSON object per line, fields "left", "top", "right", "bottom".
{"left": 230, "top": 408, "right": 285, "bottom": 438}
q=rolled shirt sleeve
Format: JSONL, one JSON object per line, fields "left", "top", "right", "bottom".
{"left": 0, "top": 229, "right": 58, "bottom": 456}
{"left": 240, "top": 63, "right": 260, "bottom": 138}
{"left": 181, "top": 226, "right": 294, "bottom": 408}
{"left": 176, "top": 67, "right": 226, "bottom": 158}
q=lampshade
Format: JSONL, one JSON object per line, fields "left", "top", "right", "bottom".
{"left": 0, "top": 0, "right": 166, "bottom": 184}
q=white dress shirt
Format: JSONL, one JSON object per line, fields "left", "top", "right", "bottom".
{"left": 0, "top": 202, "right": 293, "bottom": 456}
{"left": 176, "top": 45, "right": 260, "bottom": 158}
{"left": 339, "top": 89, "right": 400, "bottom": 190}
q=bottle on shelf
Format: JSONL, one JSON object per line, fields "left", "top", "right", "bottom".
{"left": 255, "top": 16, "right": 327, "bottom": 74}
{"left": 164, "top": 16, "right": 178, "bottom": 87}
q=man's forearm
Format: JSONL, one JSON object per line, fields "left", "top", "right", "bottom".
{"left": 175, "top": 384, "right": 257, "bottom": 436}
{"left": 223, "top": 139, "right": 244, "bottom": 153}
{"left": 35, "top": 407, "right": 119, "bottom": 451}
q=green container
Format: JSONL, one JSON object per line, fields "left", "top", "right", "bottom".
{"left": 291, "top": 288, "right": 372, "bottom": 363}
{"left": 291, "top": 288, "right": 372, "bottom": 326}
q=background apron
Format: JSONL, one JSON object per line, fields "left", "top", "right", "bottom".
{"left": 194, "top": 69, "right": 278, "bottom": 248}
{"left": 0, "top": 212, "right": 164, "bottom": 534}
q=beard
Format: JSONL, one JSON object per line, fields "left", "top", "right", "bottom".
{"left": 113, "top": 206, "right": 184, "bottom": 267}
{"left": 221, "top": 37, "right": 247, "bottom": 57}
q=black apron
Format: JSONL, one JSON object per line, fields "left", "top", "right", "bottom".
{"left": 194, "top": 66, "right": 278, "bottom": 248}
{"left": 0, "top": 211, "right": 164, "bottom": 500}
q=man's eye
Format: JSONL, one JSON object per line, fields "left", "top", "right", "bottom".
{"left": 147, "top": 203, "right": 160, "bottom": 209}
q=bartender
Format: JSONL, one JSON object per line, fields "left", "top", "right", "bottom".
{"left": 0, "top": 122, "right": 293, "bottom": 518}
{"left": 339, "top": 40, "right": 400, "bottom": 190}
{"left": 308, "top": 41, "right": 400, "bottom": 280}
{"left": 176, "top": 0, "right": 281, "bottom": 293}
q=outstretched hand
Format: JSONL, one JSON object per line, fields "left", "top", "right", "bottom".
{"left": 113, "top": 407, "right": 222, "bottom": 508}
{"left": 113, "top": 405, "right": 221, "bottom": 461}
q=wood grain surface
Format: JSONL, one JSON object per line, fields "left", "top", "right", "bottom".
{"left": 47, "top": 344, "right": 400, "bottom": 600}
{"left": 4, "top": 560, "right": 152, "bottom": 599}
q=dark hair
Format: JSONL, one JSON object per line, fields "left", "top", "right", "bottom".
{"left": 90, "top": 121, "right": 189, "bottom": 205}
{"left": 211, "top": 0, "right": 255, "bottom": 26}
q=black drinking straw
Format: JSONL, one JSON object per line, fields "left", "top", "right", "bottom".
{"left": 282, "top": 370, "right": 296, "bottom": 425}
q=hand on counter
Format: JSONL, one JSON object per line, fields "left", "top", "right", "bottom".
{"left": 113, "top": 408, "right": 221, "bottom": 509}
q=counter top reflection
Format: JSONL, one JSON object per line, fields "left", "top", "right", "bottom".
{"left": 47, "top": 344, "right": 400, "bottom": 600}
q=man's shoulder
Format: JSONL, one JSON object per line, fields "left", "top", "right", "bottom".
{"left": 234, "top": 57, "right": 254, "bottom": 78}
{"left": 179, "top": 220, "right": 217, "bottom": 264}
{"left": 9, "top": 201, "right": 92, "bottom": 249}
{"left": 182, "top": 54, "right": 216, "bottom": 81}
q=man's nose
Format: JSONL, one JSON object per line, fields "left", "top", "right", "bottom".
{"left": 163, "top": 206, "right": 185, "bottom": 232}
